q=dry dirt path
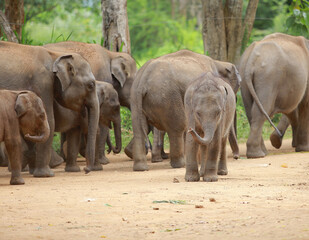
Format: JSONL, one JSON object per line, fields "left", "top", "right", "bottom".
{"left": 0, "top": 139, "right": 309, "bottom": 240}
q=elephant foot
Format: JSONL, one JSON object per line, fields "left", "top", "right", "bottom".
{"left": 217, "top": 168, "right": 228, "bottom": 175}
{"left": 124, "top": 147, "right": 133, "bottom": 159}
{"left": 49, "top": 155, "right": 64, "bottom": 168}
{"left": 270, "top": 132, "right": 282, "bottom": 149}
{"left": 10, "top": 176, "right": 25, "bottom": 185}
{"left": 161, "top": 151, "right": 169, "bottom": 160}
{"left": 92, "top": 162, "right": 103, "bottom": 171}
{"left": 33, "top": 167, "right": 54, "bottom": 177}
{"left": 170, "top": 157, "right": 185, "bottom": 168}
{"left": 203, "top": 174, "right": 218, "bottom": 182}
{"left": 185, "top": 171, "right": 200, "bottom": 182}
{"left": 99, "top": 156, "right": 110, "bottom": 165}
{"left": 246, "top": 146, "right": 266, "bottom": 159}
{"left": 151, "top": 155, "right": 163, "bottom": 163}
{"left": 65, "top": 165, "right": 81, "bottom": 172}
{"left": 295, "top": 144, "right": 309, "bottom": 152}
{"left": 232, "top": 150, "right": 239, "bottom": 160}
{"left": 133, "top": 160, "right": 149, "bottom": 171}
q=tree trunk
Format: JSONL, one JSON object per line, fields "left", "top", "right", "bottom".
{"left": 101, "top": 0, "right": 131, "bottom": 54}
{"left": 201, "top": 0, "right": 259, "bottom": 64}
{"left": 201, "top": 0, "right": 227, "bottom": 61}
{"left": 4, "top": 0, "right": 24, "bottom": 42}
{"left": 0, "top": 10, "right": 18, "bottom": 43}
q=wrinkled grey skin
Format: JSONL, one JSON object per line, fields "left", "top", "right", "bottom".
{"left": 131, "top": 50, "right": 241, "bottom": 171}
{"left": 0, "top": 90, "right": 50, "bottom": 185}
{"left": 44, "top": 41, "right": 136, "bottom": 164}
{"left": 239, "top": 33, "right": 309, "bottom": 158}
{"left": 185, "top": 73, "right": 236, "bottom": 182}
{"left": 52, "top": 81, "right": 121, "bottom": 172}
{"left": 0, "top": 41, "right": 99, "bottom": 176}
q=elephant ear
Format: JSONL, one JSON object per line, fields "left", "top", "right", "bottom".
{"left": 111, "top": 57, "right": 128, "bottom": 88}
{"left": 15, "top": 92, "right": 31, "bottom": 118}
{"left": 96, "top": 83, "right": 106, "bottom": 105}
{"left": 52, "top": 55, "right": 75, "bottom": 92}
{"left": 215, "top": 61, "right": 241, "bottom": 94}
{"left": 219, "top": 86, "right": 228, "bottom": 112}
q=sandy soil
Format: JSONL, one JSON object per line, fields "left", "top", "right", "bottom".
{"left": 0, "top": 139, "right": 309, "bottom": 240}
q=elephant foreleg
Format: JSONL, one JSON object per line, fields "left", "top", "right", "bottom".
{"left": 185, "top": 133, "right": 200, "bottom": 182}
{"left": 228, "top": 114, "right": 239, "bottom": 159}
{"left": 97, "top": 126, "right": 110, "bottom": 165}
{"left": 218, "top": 136, "right": 228, "bottom": 175}
{"left": 65, "top": 127, "right": 82, "bottom": 172}
{"left": 167, "top": 131, "right": 185, "bottom": 169}
{"left": 5, "top": 139, "right": 24, "bottom": 185}
{"left": 203, "top": 138, "right": 220, "bottom": 182}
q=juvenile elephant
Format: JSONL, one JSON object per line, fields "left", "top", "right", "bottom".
{"left": 52, "top": 81, "right": 121, "bottom": 172}
{"left": 0, "top": 41, "right": 99, "bottom": 176}
{"left": 0, "top": 90, "right": 50, "bottom": 185}
{"left": 44, "top": 41, "right": 136, "bottom": 164}
{"left": 239, "top": 33, "right": 309, "bottom": 158}
{"left": 185, "top": 73, "right": 236, "bottom": 182}
{"left": 131, "top": 50, "right": 241, "bottom": 171}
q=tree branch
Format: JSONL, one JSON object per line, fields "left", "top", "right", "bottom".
{"left": 0, "top": 10, "right": 18, "bottom": 43}
{"left": 242, "top": 0, "right": 259, "bottom": 49}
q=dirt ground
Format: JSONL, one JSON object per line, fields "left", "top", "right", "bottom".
{"left": 0, "top": 139, "right": 309, "bottom": 240}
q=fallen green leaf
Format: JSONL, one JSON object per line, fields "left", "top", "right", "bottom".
{"left": 105, "top": 203, "right": 112, "bottom": 207}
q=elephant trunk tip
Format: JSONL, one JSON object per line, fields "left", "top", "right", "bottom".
{"left": 112, "top": 145, "right": 122, "bottom": 154}
{"left": 83, "top": 166, "right": 91, "bottom": 174}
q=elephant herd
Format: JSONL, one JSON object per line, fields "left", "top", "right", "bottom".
{"left": 0, "top": 32, "right": 308, "bottom": 185}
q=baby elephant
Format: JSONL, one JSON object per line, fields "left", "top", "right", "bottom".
{"left": 184, "top": 73, "right": 236, "bottom": 182}
{"left": 0, "top": 90, "right": 50, "bottom": 185}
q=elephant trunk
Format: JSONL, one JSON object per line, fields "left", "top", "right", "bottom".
{"left": 112, "top": 115, "right": 122, "bottom": 154}
{"left": 85, "top": 95, "right": 99, "bottom": 173}
{"left": 24, "top": 120, "right": 50, "bottom": 143}
{"left": 188, "top": 124, "right": 215, "bottom": 146}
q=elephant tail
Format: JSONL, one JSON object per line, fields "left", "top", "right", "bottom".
{"left": 245, "top": 66, "right": 282, "bottom": 137}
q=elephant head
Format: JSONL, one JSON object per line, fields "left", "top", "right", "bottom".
{"left": 110, "top": 54, "right": 137, "bottom": 109}
{"left": 96, "top": 81, "right": 122, "bottom": 154}
{"left": 15, "top": 91, "right": 50, "bottom": 143}
{"left": 213, "top": 60, "right": 241, "bottom": 94}
{"left": 186, "top": 73, "right": 229, "bottom": 145}
{"left": 52, "top": 54, "right": 99, "bottom": 172}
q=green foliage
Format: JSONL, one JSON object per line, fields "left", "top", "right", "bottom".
{"left": 254, "top": 0, "right": 282, "bottom": 30}
{"left": 285, "top": 0, "right": 309, "bottom": 37}
{"left": 127, "top": 0, "right": 203, "bottom": 62}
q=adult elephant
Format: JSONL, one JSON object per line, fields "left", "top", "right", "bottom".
{"left": 44, "top": 41, "right": 137, "bottom": 163}
{"left": 0, "top": 41, "right": 99, "bottom": 176}
{"left": 131, "top": 50, "right": 241, "bottom": 171}
{"left": 239, "top": 33, "right": 309, "bottom": 158}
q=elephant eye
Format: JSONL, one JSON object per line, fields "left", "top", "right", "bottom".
{"left": 87, "top": 81, "right": 95, "bottom": 91}
{"left": 40, "top": 113, "right": 46, "bottom": 119}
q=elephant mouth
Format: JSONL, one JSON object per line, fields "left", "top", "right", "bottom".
{"left": 99, "top": 118, "right": 112, "bottom": 129}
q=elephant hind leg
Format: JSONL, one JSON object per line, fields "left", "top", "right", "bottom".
{"left": 295, "top": 102, "right": 309, "bottom": 152}
{"left": 270, "top": 114, "right": 291, "bottom": 149}
{"left": 131, "top": 112, "right": 149, "bottom": 171}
